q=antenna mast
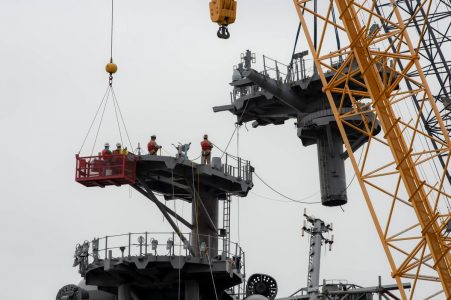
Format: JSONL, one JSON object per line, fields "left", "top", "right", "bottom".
{"left": 302, "top": 209, "right": 334, "bottom": 300}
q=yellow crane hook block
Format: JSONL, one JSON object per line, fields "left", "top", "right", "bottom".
{"left": 209, "top": 0, "right": 237, "bottom": 26}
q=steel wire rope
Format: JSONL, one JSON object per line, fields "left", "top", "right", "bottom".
{"left": 253, "top": 172, "right": 321, "bottom": 204}
{"left": 170, "top": 169, "right": 182, "bottom": 300}
{"left": 221, "top": 124, "right": 239, "bottom": 159}
{"left": 336, "top": 144, "right": 365, "bottom": 207}
{"left": 78, "top": 85, "right": 110, "bottom": 154}
{"left": 111, "top": 87, "right": 135, "bottom": 153}
{"left": 112, "top": 88, "right": 124, "bottom": 146}
{"left": 287, "top": 22, "right": 302, "bottom": 80}
{"left": 236, "top": 122, "right": 241, "bottom": 245}
{"left": 109, "top": 0, "right": 114, "bottom": 61}
{"left": 398, "top": 91, "right": 451, "bottom": 213}
{"left": 206, "top": 252, "right": 219, "bottom": 300}
{"left": 213, "top": 144, "right": 240, "bottom": 161}
{"left": 191, "top": 154, "right": 202, "bottom": 161}
{"left": 220, "top": 100, "right": 250, "bottom": 158}
{"left": 407, "top": 6, "right": 451, "bottom": 212}
{"left": 192, "top": 164, "right": 219, "bottom": 300}
{"left": 376, "top": 0, "right": 451, "bottom": 212}
{"left": 381, "top": 6, "right": 451, "bottom": 214}
{"left": 90, "top": 88, "right": 112, "bottom": 156}
{"left": 366, "top": 0, "right": 451, "bottom": 221}
{"left": 191, "top": 162, "right": 201, "bottom": 254}
{"left": 250, "top": 191, "right": 304, "bottom": 203}
{"left": 237, "top": 193, "right": 240, "bottom": 245}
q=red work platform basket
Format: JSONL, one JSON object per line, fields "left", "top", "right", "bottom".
{"left": 75, "top": 154, "right": 137, "bottom": 187}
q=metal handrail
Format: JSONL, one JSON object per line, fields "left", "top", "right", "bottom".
{"left": 222, "top": 152, "right": 253, "bottom": 183}
{"left": 75, "top": 153, "right": 137, "bottom": 181}
{"left": 77, "top": 231, "right": 244, "bottom": 263}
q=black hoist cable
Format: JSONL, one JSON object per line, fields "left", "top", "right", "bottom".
{"left": 110, "top": 0, "right": 114, "bottom": 62}
{"left": 77, "top": 0, "right": 134, "bottom": 155}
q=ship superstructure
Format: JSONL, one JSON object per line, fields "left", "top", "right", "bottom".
{"left": 57, "top": 152, "right": 253, "bottom": 299}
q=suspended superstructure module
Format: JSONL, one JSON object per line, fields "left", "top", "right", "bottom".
{"left": 215, "top": 50, "right": 382, "bottom": 207}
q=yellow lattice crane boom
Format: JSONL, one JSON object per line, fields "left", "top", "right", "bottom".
{"left": 210, "top": 0, "right": 451, "bottom": 298}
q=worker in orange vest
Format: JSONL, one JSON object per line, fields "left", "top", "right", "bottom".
{"left": 201, "top": 134, "right": 213, "bottom": 165}
{"left": 148, "top": 135, "right": 162, "bottom": 155}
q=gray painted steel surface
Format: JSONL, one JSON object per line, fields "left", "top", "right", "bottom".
{"left": 214, "top": 50, "right": 381, "bottom": 206}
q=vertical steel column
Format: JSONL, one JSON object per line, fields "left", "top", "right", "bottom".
{"left": 191, "top": 189, "right": 219, "bottom": 257}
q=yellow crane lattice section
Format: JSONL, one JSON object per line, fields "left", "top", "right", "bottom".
{"left": 293, "top": 0, "right": 451, "bottom": 298}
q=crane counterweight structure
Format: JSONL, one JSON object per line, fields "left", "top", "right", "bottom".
{"left": 292, "top": 0, "right": 451, "bottom": 298}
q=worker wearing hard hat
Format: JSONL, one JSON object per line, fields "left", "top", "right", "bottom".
{"left": 101, "top": 142, "right": 113, "bottom": 176}
{"left": 201, "top": 134, "right": 213, "bottom": 165}
{"left": 112, "top": 143, "right": 122, "bottom": 155}
{"left": 112, "top": 142, "right": 128, "bottom": 155}
{"left": 148, "top": 135, "right": 162, "bottom": 155}
{"left": 101, "top": 143, "right": 112, "bottom": 159}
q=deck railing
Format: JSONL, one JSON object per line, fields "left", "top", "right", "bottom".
{"left": 75, "top": 231, "right": 244, "bottom": 265}
{"left": 215, "top": 151, "right": 253, "bottom": 183}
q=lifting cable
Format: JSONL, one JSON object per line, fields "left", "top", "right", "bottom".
{"left": 170, "top": 169, "right": 182, "bottom": 300}
{"left": 78, "top": 0, "right": 134, "bottom": 155}
{"left": 111, "top": 88, "right": 134, "bottom": 152}
{"left": 220, "top": 100, "right": 250, "bottom": 158}
{"left": 289, "top": 22, "right": 302, "bottom": 69}
{"left": 90, "top": 87, "right": 112, "bottom": 156}
{"left": 78, "top": 85, "right": 110, "bottom": 154}
{"left": 252, "top": 143, "right": 367, "bottom": 205}
{"left": 109, "top": 0, "right": 114, "bottom": 65}
{"left": 253, "top": 172, "right": 321, "bottom": 204}
{"left": 288, "top": 5, "right": 305, "bottom": 75}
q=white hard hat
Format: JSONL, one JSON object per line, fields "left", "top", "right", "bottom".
{"left": 105, "top": 142, "right": 110, "bottom": 147}
{"left": 116, "top": 143, "right": 121, "bottom": 148}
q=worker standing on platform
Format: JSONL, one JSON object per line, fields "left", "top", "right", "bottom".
{"left": 101, "top": 143, "right": 112, "bottom": 159}
{"left": 201, "top": 134, "right": 213, "bottom": 165}
{"left": 101, "top": 142, "right": 113, "bottom": 176}
{"left": 112, "top": 143, "right": 122, "bottom": 155}
{"left": 121, "top": 146, "right": 128, "bottom": 155}
{"left": 148, "top": 135, "right": 161, "bottom": 155}
{"left": 113, "top": 143, "right": 128, "bottom": 155}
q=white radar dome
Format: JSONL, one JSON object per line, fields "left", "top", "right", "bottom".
{"left": 232, "top": 69, "right": 242, "bottom": 81}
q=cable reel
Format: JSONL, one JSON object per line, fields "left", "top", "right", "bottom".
{"left": 55, "top": 284, "right": 89, "bottom": 300}
{"left": 246, "top": 273, "right": 278, "bottom": 300}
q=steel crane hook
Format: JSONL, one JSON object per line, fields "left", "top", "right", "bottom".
{"left": 217, "top": 25, "right": 230, "bottom": 39}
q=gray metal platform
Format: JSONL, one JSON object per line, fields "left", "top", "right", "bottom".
{"left": 136, "top": 154, "right": 253, "bottom": 201}
{"left": 72, "top": 231, "right": 245, "bottom": 300}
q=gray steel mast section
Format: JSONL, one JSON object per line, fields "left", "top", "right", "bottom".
{"left": 301, "top": 210, "right": 334, "bottom": 300}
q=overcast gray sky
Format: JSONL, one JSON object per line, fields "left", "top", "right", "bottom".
{"left": 0, "top": 1, "right": 441, "bottom": 299}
